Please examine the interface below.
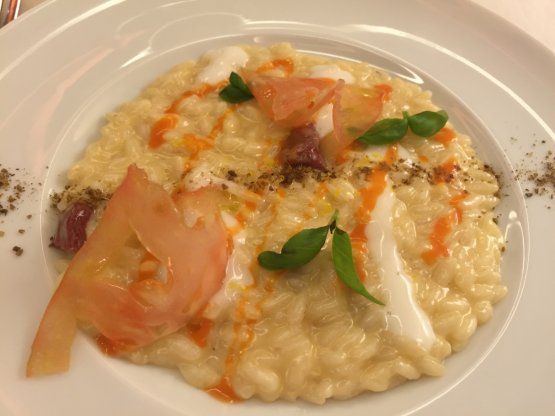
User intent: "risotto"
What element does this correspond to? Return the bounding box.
[27,43,506,404]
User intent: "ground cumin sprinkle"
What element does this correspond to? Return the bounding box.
[0,165,29,215]
[0,163,40,256]
[50,185,109,212]
[515,147,555,203]
[222,165,337,193]
[12,246,24,256]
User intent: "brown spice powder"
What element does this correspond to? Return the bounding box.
[515,148,555,202]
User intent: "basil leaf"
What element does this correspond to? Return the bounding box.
[258,211,338,270]
[229,72,252,94]
[407,110,448,137]
[219,72,254,103]
[332,227,384,305]
[258,225,330,270]
[357,117,408,145]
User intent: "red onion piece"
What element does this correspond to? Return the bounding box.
[279,123,327,171]
[52,202,93,253]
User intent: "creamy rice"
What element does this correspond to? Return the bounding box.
[58,43,506,403]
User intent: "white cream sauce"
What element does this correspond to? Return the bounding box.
[310,65,355,138]
[363,159,435,349]
[203,213,254,319]
[364,144,415,165]
[196,46,249,85]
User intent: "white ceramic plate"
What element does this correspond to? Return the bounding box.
[1,0,554,415]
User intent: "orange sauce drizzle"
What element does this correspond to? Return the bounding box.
[304,183,329,219]
[149,81,230,149]
[207,276,275,403]
[208,108,234,140]
[421,191,468,265]
[433,157,460,184]
[234,199,258,230]
[350,145,397,281]
[206,201,278,403]
[206,295,250,402]
[355,169,388,224]
[433,127,456,146]
[178,134,213,160]
[186,317,215,348]
[421,213,454,265]
[166,81,227,114]
[336,149,350,165]
[206,374,239,403]
[383,143,398,165]
[148,114,177,149]
[418,154,429,163]
[375,83,393,101]
[423,156,465,263]
[255,58,295,76]
[449,191,468,223]
[350,225,370,281]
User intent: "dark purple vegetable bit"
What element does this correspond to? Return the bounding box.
[52,202,93,253]
[279,123,327,171]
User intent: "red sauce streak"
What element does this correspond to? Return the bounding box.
[149,114,177,149]
[433,127,456,146]
[255,58,295,76]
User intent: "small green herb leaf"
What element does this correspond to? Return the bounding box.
[229,72,252,94]
[219,72,254,103]
[257,225,329,270]
[332,227,384,305]
[407,110,449,137]
[357,117,409,145]
[257,211,384,305]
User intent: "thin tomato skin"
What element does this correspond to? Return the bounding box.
[320,83,390,162]
[26,165,229,376]
[244,73,390,164]
[245,72,337,127]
